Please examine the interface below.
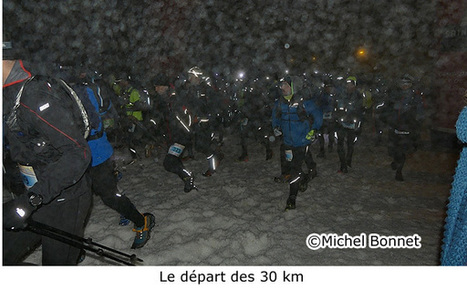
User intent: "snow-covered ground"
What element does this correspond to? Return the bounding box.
[20,124,458,267]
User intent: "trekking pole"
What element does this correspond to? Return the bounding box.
[27,219,143,266]
[134,119,160,143]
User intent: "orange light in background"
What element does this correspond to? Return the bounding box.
[356,47,368,61]
[358,48,366,56]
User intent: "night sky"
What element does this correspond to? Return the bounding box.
[3,0,443,82]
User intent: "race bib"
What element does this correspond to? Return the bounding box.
[395,129,410,135]
[285,150,293,162]
[342,122,356,130]
[168,143,185,157]
[18,164,38,189]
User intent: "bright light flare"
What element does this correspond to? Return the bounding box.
[356,47,368,60]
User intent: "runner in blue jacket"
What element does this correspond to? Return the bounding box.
[272,76,322,210]
[72,71,155,249]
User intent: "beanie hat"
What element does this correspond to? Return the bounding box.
[3,41,16,60]
[281,75,292,86]
[401,74,414,84]
[346,76,357,86]
[153,73,170,86]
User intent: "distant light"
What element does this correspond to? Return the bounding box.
[356,47,368,59]
[284,43,290,49]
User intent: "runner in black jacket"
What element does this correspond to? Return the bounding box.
[3,57,93,265]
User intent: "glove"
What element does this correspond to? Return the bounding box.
[274,127,282,137]
[306,130,316,141]
[3,194,37,230]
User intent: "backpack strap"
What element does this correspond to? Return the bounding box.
[58,79,90,139]
[6,75,90,139]
[6,76,34,132]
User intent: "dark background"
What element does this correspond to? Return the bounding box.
[3,0,445,83]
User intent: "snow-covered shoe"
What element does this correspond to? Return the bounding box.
[202,169,212,177]
[145,144,155,158]
[237,153,249,162]
[299,174,310,192]
[183,174,198,192]
[395,171,404,181]
[310,167,318,179]
[114,170,123,181]
[131,213,155,249]
[298,182,308,192]
[274,174,291,183]
[284,197,296,211]
[265,148,273,160]
[119,215,130,226]
[338,164,348,173]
